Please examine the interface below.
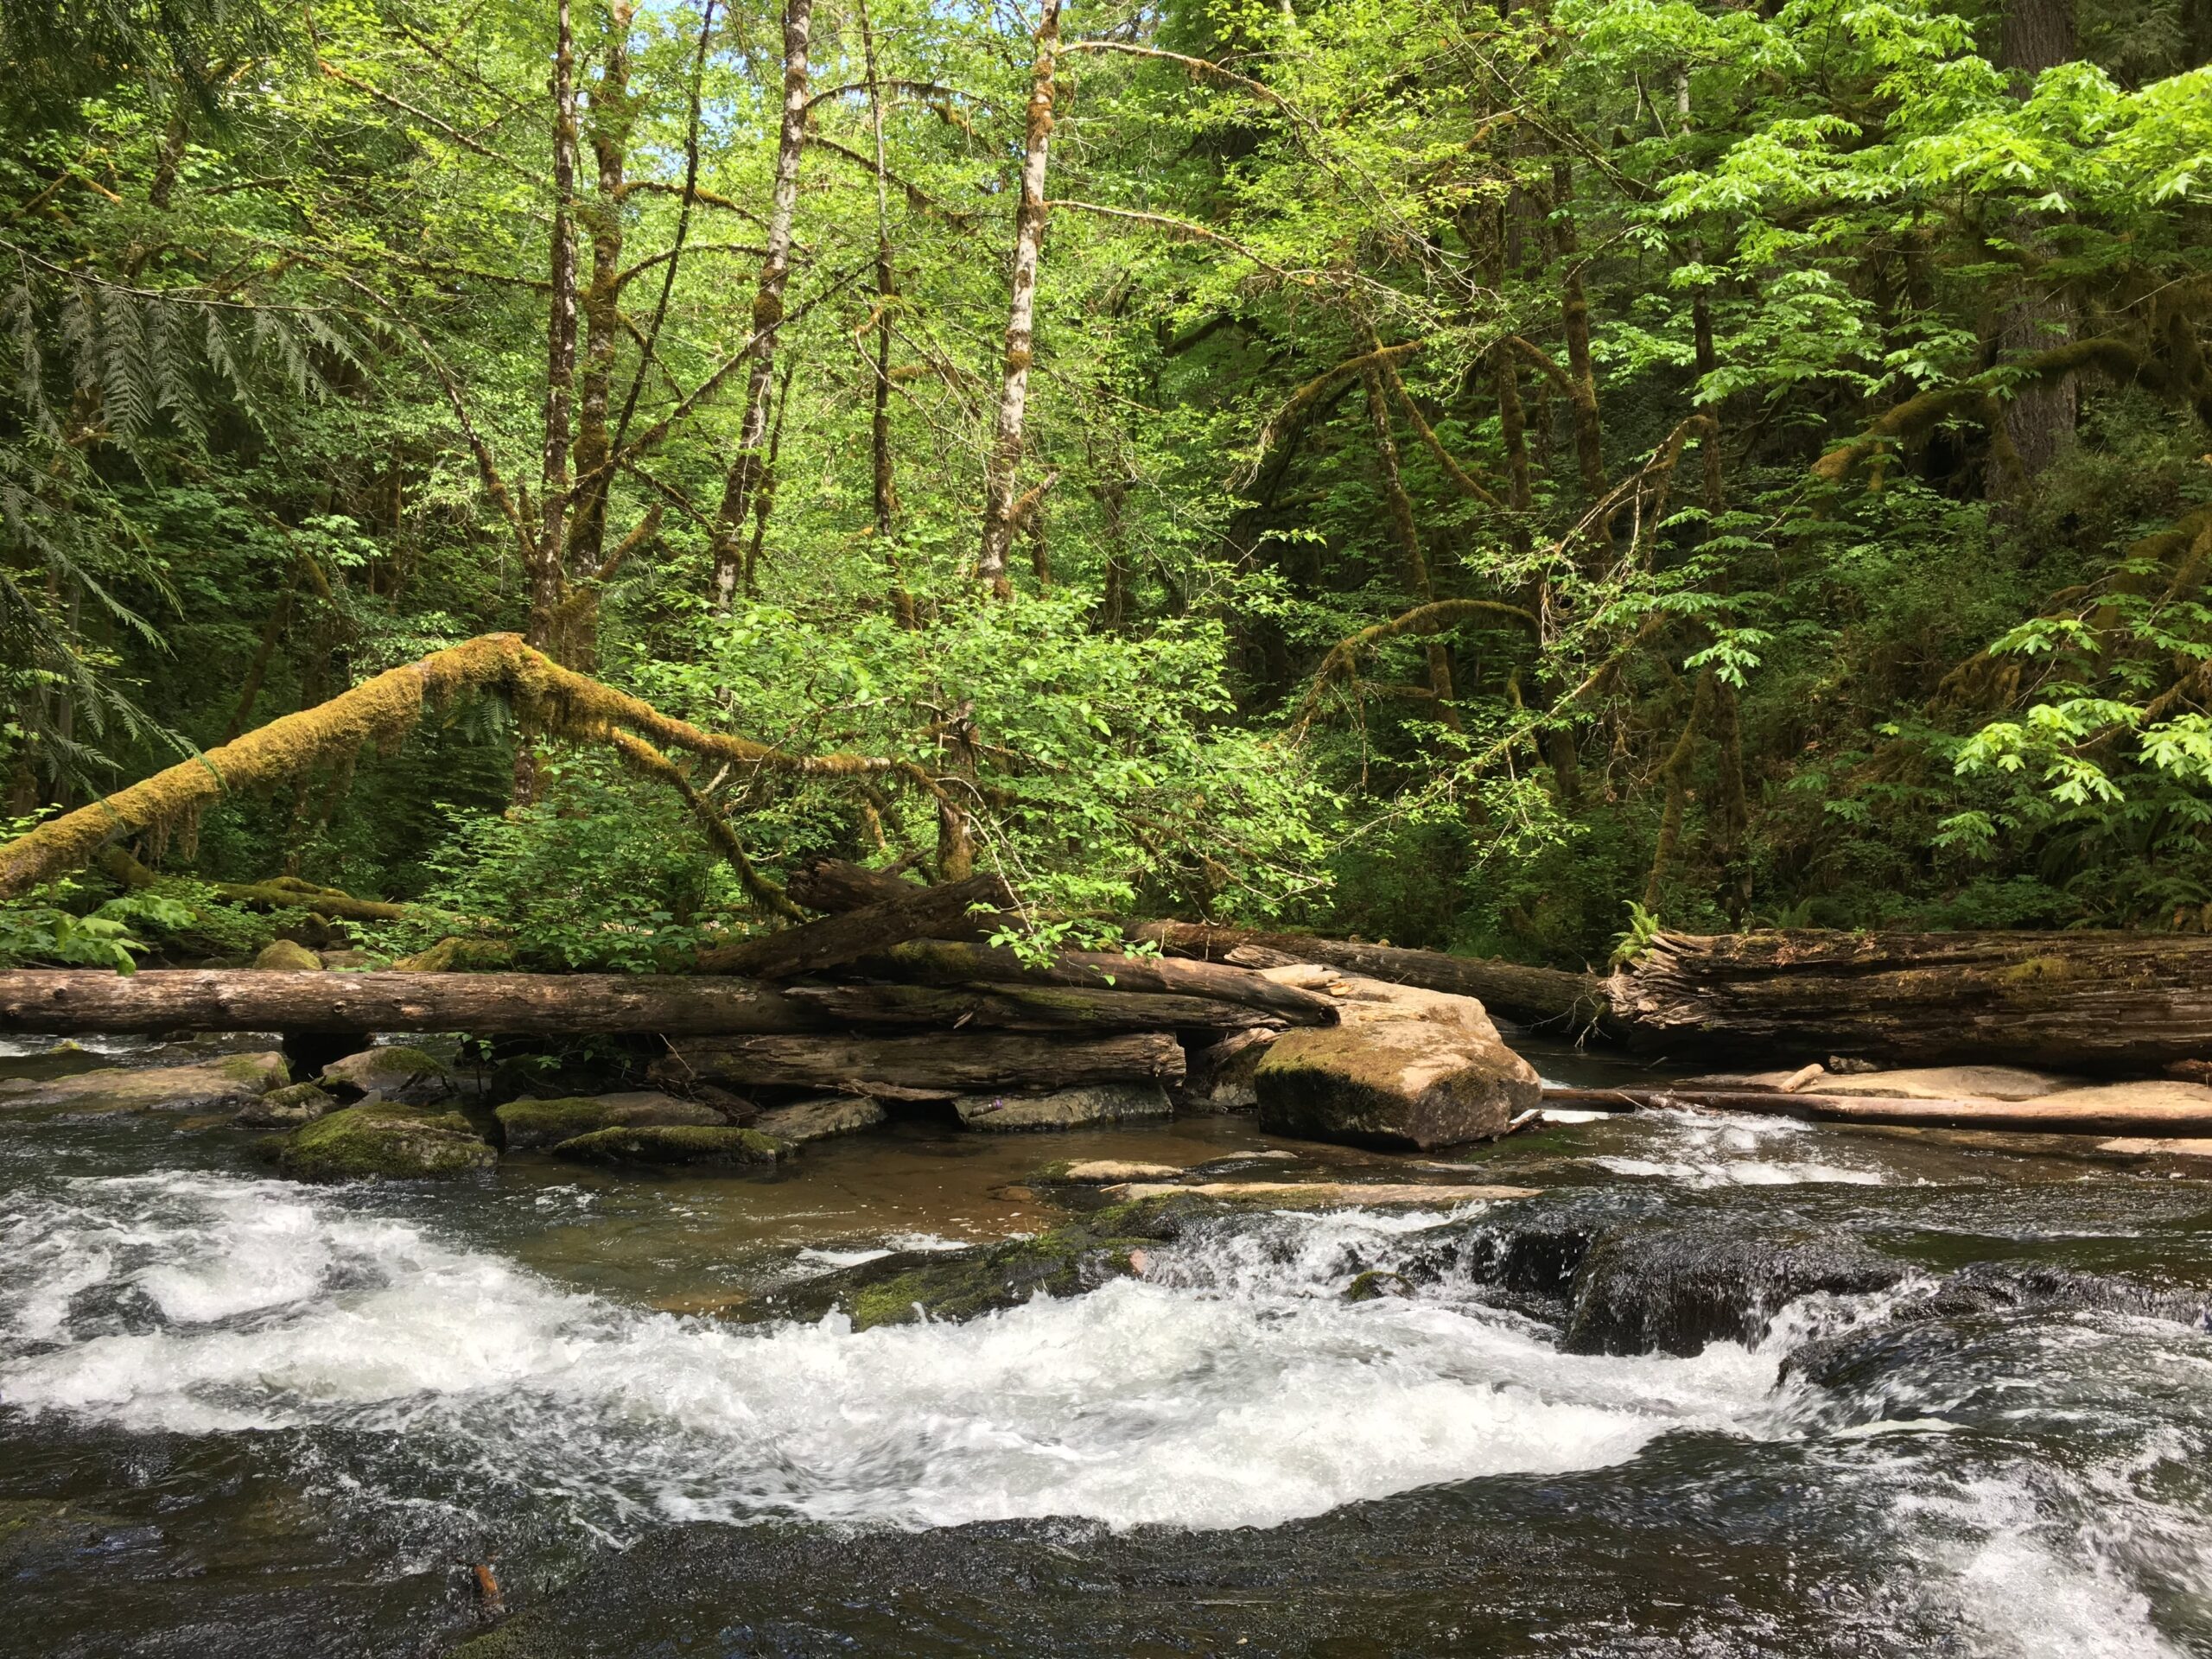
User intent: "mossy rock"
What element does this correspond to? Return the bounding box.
[550,1124,791,1168]
[497,1091,724,1152]
[0,1051,287,1115]
[320,1044,455,1104]
[765,1195,1205,1331]
[236,1081,337,1128]
[251,938,325,972]
[269,1103,496,1182]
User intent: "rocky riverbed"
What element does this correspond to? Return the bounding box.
[4,1027,2212,1656]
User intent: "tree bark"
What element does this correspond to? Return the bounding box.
[784,979,1278,1032]
[976,0,1061,597]
[1131,921,1612,1032]
[869,938,1340,1025]
[1541,1083,2212,1137]
[785,856,924,912]
[711,0,813,612]
[1610,930,2212,1070]
[0,970,816,1037]
[1359,365,1458,720]
[695,873,1013,978]
[652,1027,1184,1093]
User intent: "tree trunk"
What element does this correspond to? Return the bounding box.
[785,856,924,912]
[0,969,816,1037]
[651,1027,1184,1094]
[784,979,1278,1032]
[711,0,813,612]
[975,0,1061,597]
[1131,921,1612,1032]
[695,873,1013,978]
[1541,1083,2212,1138]
[1610,930,2212,1070]
[870,938,1340,1025]
[1359,365,1458,720]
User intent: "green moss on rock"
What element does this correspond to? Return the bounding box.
[270,1103,496,1182]
[497,1091,723,1152]
[237,1081,337,1128]
[550,1124,790,1167]
[251,939,323,971]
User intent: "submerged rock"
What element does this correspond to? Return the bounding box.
[1563,1224,1905,1357]
[0,1051,287,1115]
[320,1044,455,1104]
[269,1102,496,1181]
[1254,974,1540,1150]
[497,1091,724,1152]
[251,938,324,972]
[768,1201,1194,1330]
[236,1080,337,1128]
[753,1095,887,1144]
[550,1124,791,1167]
[1034,1158,1187,1185]
[954,1082,1173,1132]
[1101,1179,1541,1208]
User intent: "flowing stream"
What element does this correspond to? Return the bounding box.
[4,1034,2212,1656]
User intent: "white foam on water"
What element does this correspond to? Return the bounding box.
[1596,1109,1891,1187]
[0,1170,1787,1535]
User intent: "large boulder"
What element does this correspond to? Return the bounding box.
[1254,974,1538,1150]
[251,938,324,972]
[320,1045,455,1104]
[0,1051,288,1115]
[269,1103,496,1181]
[550,1124,791,1167]
[953,1083,1173,1132]
[236,1081,338,1128]
[497,1091,724,1152]
[752,1096,887,1145]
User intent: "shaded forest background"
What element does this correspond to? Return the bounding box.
[2,0,2209,973]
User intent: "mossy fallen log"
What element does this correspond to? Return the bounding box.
[865,938,1338,1026]
[0,969,817,1036]
[1608,929,2212,1070]
[696,873,1012,978]
[651,1028,1186,1094]
[782,979,1278,1031]
[1132,920,1613,1033]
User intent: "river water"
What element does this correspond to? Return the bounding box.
[3,1033,2211,1656]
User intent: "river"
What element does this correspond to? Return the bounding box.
[3,1032,2210,1656]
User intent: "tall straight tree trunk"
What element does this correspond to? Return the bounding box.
[711,0,814,613]
[1358,365,1459,723]
[976,0,1062,599]
[565,0,637,671]
[1987,0,2079,497]
[856,0,915,628]
[1548,161,1607,525]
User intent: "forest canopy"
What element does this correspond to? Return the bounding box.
[1,0,2209,973]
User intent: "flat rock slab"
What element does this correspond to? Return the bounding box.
[954,1083,1173,1132]
[1682,1065,2078,1100]
[1100,1180,1540,1206]
[1036,1159,1187,1185]
[551,1125,791,1167]
[498,1091,724,1152]
[752,1096,888,1144]
[2101,1137,2212,1158]
[0,1052,287,1114]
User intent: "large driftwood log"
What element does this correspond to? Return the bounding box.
[1609,930,2212,1070]
[0,969,817,1036]
[1541,1083,2212,1137]
[1133,920,1612,1033]
[652,1029,1185,1093]
[784,980,1276,1032]
[866,938,1338,1026]
[785,857,926,913]
[696,874,1012,978]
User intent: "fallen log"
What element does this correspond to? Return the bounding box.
[652,1029,1185,1094]
[0,969,817,1037]
[1540,1083,2212,1137]
[783,980,1277,1032]
[785,857,926,913]
[1609,929,2212,1071]
[696,874,1012,979]
[1133,921,1613,1033]
[865,938,1338,1026]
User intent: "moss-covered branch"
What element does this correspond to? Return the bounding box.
[0,632,907,899]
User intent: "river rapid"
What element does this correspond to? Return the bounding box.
[4,1033,2212,1656]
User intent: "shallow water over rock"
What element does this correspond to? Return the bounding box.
[4,1033,2212,1656]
